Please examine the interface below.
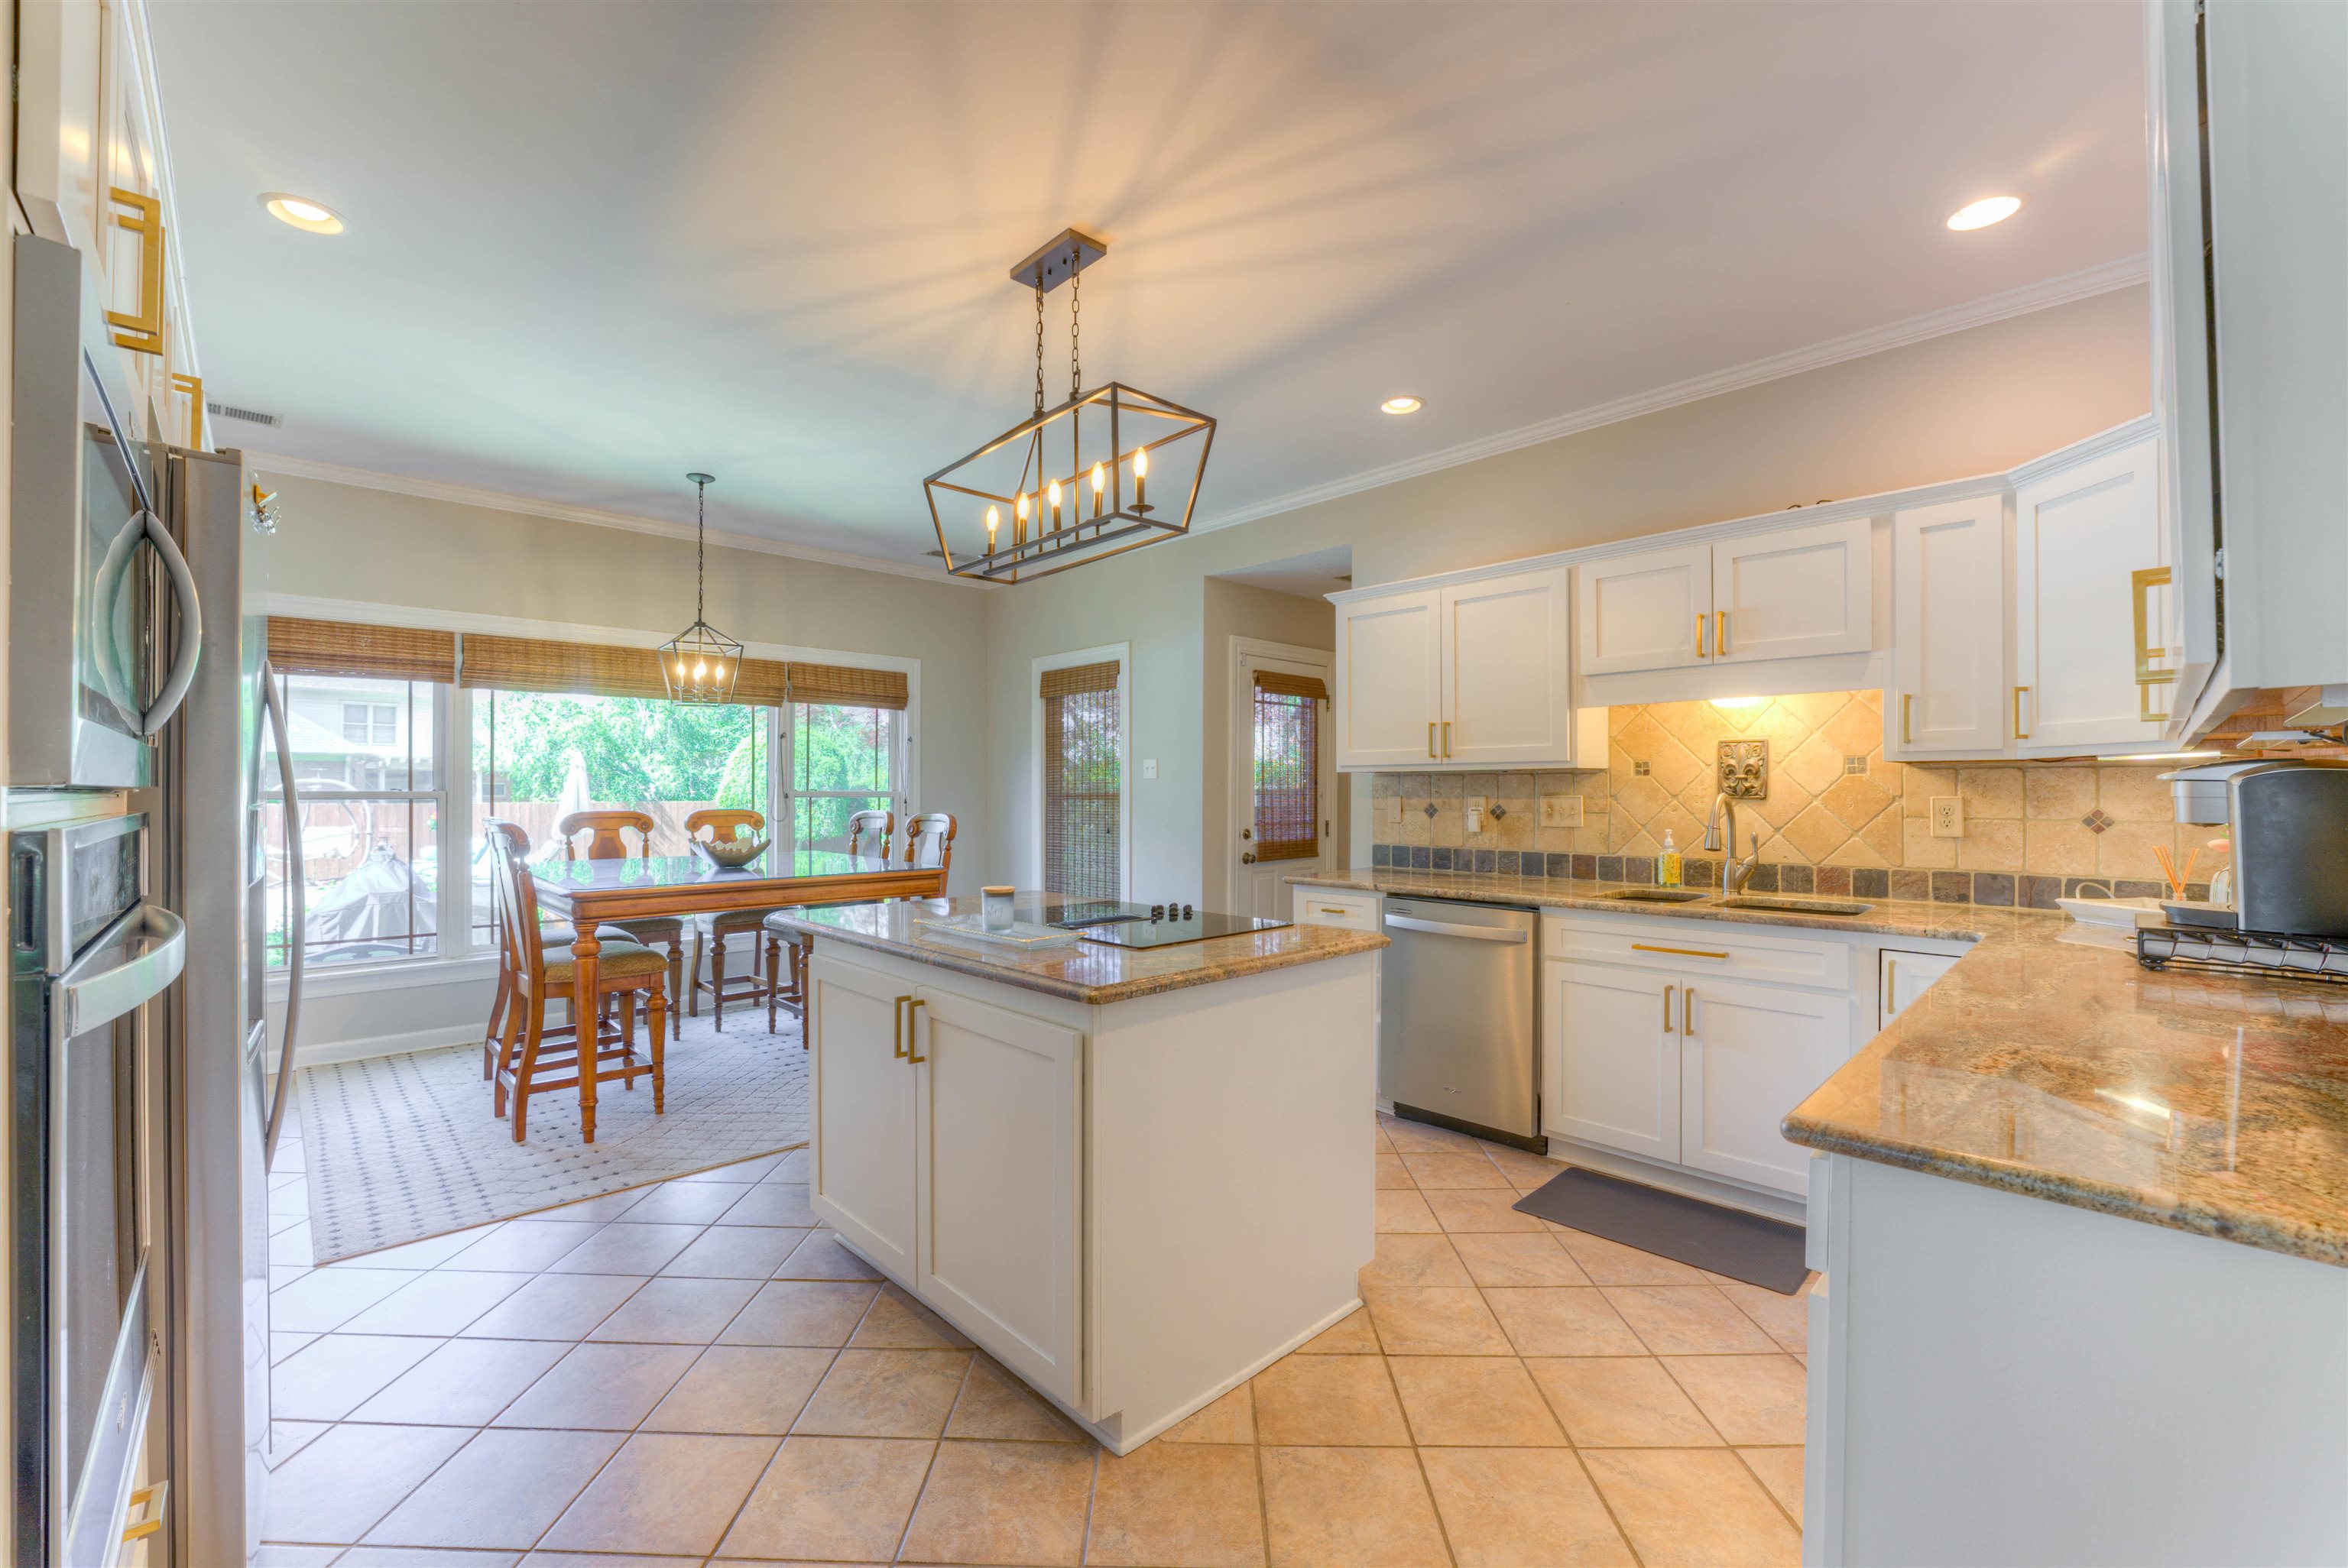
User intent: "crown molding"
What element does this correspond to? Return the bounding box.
[242,452,982,588]
[1197,254,2152,536]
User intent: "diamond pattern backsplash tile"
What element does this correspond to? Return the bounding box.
[1372,691,2226,904]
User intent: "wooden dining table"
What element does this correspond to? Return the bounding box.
[532,847,945,1135]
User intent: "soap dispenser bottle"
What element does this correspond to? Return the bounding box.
[1657,831,1683,887]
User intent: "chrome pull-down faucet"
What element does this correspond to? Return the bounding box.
[1703,792,1763,896]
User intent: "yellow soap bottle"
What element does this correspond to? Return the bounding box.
[1657,831,1683,888]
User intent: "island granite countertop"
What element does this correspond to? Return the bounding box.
[1290,866,2348,1268]
[774,893,1386,1006]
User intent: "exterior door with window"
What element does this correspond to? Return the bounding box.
[1038,659,1124,902]
[1232,648,1332,918]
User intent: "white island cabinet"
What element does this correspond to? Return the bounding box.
[784,896,1385,1455]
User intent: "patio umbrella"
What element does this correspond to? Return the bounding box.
[533,752,593,863]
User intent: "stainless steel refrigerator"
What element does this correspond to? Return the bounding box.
[8,232,294,1566]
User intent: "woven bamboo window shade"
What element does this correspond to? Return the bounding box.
[266,617,458,683]
[459,634,790,705]
[1251,671,1326,861]
[1039,660,1122,899]
[786,662,909,711]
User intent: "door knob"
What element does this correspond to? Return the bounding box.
[1240,852,1257,864]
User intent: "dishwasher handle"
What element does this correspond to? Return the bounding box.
[1383,913,1530,944]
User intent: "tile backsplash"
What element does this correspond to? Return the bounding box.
[1369,692,2223,909]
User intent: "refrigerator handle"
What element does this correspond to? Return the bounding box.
[138,507,203,737]
[261,664,304,1168]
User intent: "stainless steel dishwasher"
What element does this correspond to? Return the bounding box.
[1379,896,1542,1151]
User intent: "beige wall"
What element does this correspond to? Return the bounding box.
[1200,578,1339,900]
[986,285,2154,902]
[255,472,995,891]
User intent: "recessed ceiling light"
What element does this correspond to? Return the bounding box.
[1380,396,1423,415]
[1946,195,2024,232]
[261,193,345,235]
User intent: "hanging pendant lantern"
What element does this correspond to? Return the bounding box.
[925,228,1215,585]
[659,471,744,704]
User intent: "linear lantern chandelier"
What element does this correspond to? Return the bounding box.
[926,228,1215,584]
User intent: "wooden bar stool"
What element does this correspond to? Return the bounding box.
[555,808,686,1040]
[486,820,668,1144]
[686,808,784,1029]
[480,821,638,1080]
[766,808,919,1036]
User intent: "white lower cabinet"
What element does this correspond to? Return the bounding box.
[809,957,920,1278]
[1678,977,1848,1195]
[1545,959,1681,1163]
[1878,948,1960,1029]
[913,986,1083,1405]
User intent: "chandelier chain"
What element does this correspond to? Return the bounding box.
[694,476,707,623]
[1033,274,1046,418]
[1069,248,1082,400]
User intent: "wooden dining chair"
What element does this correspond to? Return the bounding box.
[485,820,668,1144]
[685,807,781,1029]
[556,809,686,1040]
[765,808,904,1035]
[480,821,637,1080]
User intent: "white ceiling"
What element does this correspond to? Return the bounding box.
[151,1,2146,566]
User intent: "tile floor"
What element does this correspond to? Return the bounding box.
[260,1105,1808,1566]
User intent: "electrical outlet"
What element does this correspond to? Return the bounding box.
[1465,799,1486,834]
[1382,795,1403,825]
[1540,795,1584,828]
[1931,796,1964,837]
[1142,759,1157,779]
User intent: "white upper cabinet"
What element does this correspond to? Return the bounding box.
[1890,494,2009,756]
[1578,543,1711,674]
[1577,517,1870,677]
[2015,437,2168,752]
[1335,565,1593,770]
[1711,517,1872,666]
[1334,589,1444,768]
[1442,566,1577,766]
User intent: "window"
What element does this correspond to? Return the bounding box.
[261,672,446,967]
[787,702,903,863]
[1039,658,1124,899]
[470,689,772,945]
[1251,671,1327,860]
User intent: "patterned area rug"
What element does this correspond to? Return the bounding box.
[297,1007,809,1263]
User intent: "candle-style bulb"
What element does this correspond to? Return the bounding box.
[985,504,1000,552]
[1090,463,1104,518]
[693,659,708,680]
[1133,445,1149,508]
[1048,478,1062,530]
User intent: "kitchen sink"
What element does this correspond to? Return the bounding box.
[1714,895,1873,915]
[1596,888,1711,903]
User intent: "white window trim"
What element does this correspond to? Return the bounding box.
[1030,641,1131,901]
[782,703,909,859]
[258,591,923,993]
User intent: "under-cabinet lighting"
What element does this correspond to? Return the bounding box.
[1711,697,1765,711]
[1947,195,2024,231]
[261,193,345,234]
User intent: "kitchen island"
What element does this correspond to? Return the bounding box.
[771,894,1386,1455]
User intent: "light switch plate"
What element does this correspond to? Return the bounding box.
[1541,795,1584,828]
[1142,759,1157,779]
[1931,796,1963,837]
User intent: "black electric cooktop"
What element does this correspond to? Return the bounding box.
[1047,899,1291,949]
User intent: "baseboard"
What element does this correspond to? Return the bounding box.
[282,1023,478,1077]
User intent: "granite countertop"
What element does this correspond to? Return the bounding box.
[1292,866,2348,1268]
[775,894,1387,1006]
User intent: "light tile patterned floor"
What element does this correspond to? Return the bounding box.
[261,1106,1808,1566]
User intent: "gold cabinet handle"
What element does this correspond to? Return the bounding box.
[1441,720,1451,758]
[905,996,928,1064]
[1428,721,1437,760]
[1695,612,1707,659]
[170,372,203,446]
[2132,566,2178,684]
[1663,982,1676,1032]
[105,187,167,354]
[1900,692,1914,746]
[1684,986,1697,1035]
[122,1479,168,1544]
[1318,905,1349,917]
[2013,685,2030,741]
[892,994,912,1059]
[1633,942,1729,961]
[1716,610,1729,657]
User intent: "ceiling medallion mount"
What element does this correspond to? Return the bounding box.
[925,226,1215,585]
[659,471,744,704]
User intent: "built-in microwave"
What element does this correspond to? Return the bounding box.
[8,813,182,1566]
[8,235,203,789]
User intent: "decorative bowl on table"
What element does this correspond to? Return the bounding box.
[693,834,771,870]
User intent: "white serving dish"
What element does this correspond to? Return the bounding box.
[2056,896,2168,930]
[910,914,1082,952]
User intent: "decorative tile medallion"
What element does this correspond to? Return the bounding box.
[1717,739,1769,800]
[2082,808,2114,834]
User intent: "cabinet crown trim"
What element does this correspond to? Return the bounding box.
[1328,413,2158,606]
